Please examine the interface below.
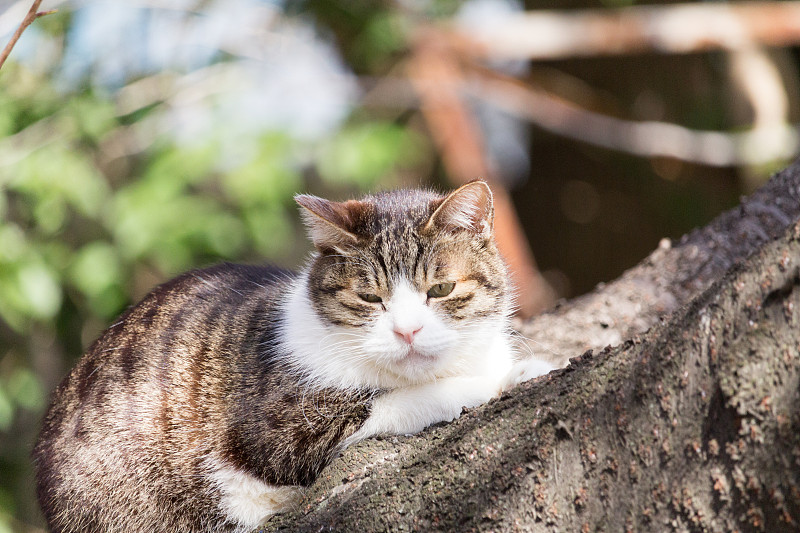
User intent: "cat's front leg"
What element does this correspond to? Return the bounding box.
[343,374,502,448]
[503,357,555,389]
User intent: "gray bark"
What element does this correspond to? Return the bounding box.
[262,163,800,532]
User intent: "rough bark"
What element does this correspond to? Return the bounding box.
[261,163,800,533]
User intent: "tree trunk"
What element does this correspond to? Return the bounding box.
[262,164,800,533]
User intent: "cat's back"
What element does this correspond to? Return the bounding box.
[34,263,293,532]
[41,262,292,424]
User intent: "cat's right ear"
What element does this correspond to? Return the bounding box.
[423,180,494,237]
[295,195,361,253]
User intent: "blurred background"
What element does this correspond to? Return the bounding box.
[1,0,799,529]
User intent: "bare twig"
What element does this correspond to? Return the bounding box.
[407,30,556,317]
[727,46,792,186]
[464,66,799,167]
[449,1,800,61]
[0,0,57,71]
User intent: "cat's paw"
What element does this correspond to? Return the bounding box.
[504,358,554,389]
[453,375,505,409]
[355,374,505,440]
[426,380,494,426]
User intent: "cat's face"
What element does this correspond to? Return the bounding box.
[294,182,510,387]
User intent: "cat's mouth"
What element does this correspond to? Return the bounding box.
[401,348,437,366]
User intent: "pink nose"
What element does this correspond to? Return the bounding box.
[394,326,422,345]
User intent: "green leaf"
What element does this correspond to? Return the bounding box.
[0,516,12,533]
[32,194,67,235]
[352,13,409,71]
[70,241,122,298]
[17,262,62,320]
[68,95,118,141]
[0,386,12,431]
[10,143,110,222]
[0,225,27,263]
[223,134,300,207]
[144,144,218,187]
[317,122,425,187]
[204,213,246,258]
[0,93,15,137]
[7,367,44,411]
[244,206,292,257]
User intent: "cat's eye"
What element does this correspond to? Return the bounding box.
[427,282,455,298]
[358,293,382,304]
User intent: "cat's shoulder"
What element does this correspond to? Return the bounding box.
[147,262,296,299]
[180,262,294,286]
[104,263,296,335]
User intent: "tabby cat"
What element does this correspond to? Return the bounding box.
[33,180,552,532]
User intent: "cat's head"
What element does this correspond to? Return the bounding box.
[292,181,511,388]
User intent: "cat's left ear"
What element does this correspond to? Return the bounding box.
[423,180,494,237]
[295,194,364,253]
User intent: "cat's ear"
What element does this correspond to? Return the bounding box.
[295,194,362,252]
[423,180,494,236]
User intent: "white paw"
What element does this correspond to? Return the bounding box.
[505,358,554,388]
[207,459,304,529]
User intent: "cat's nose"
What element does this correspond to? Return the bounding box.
[393,325,422,345]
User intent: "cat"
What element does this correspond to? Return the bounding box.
[33,180,553,532]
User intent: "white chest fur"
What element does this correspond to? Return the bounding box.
[279,275,553,445]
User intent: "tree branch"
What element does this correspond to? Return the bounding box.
[448,1,800,61]
[0,0,56,72]
[465,65,799,167]
[406,29,556,317]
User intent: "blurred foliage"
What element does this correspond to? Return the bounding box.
[0,4,429,528]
